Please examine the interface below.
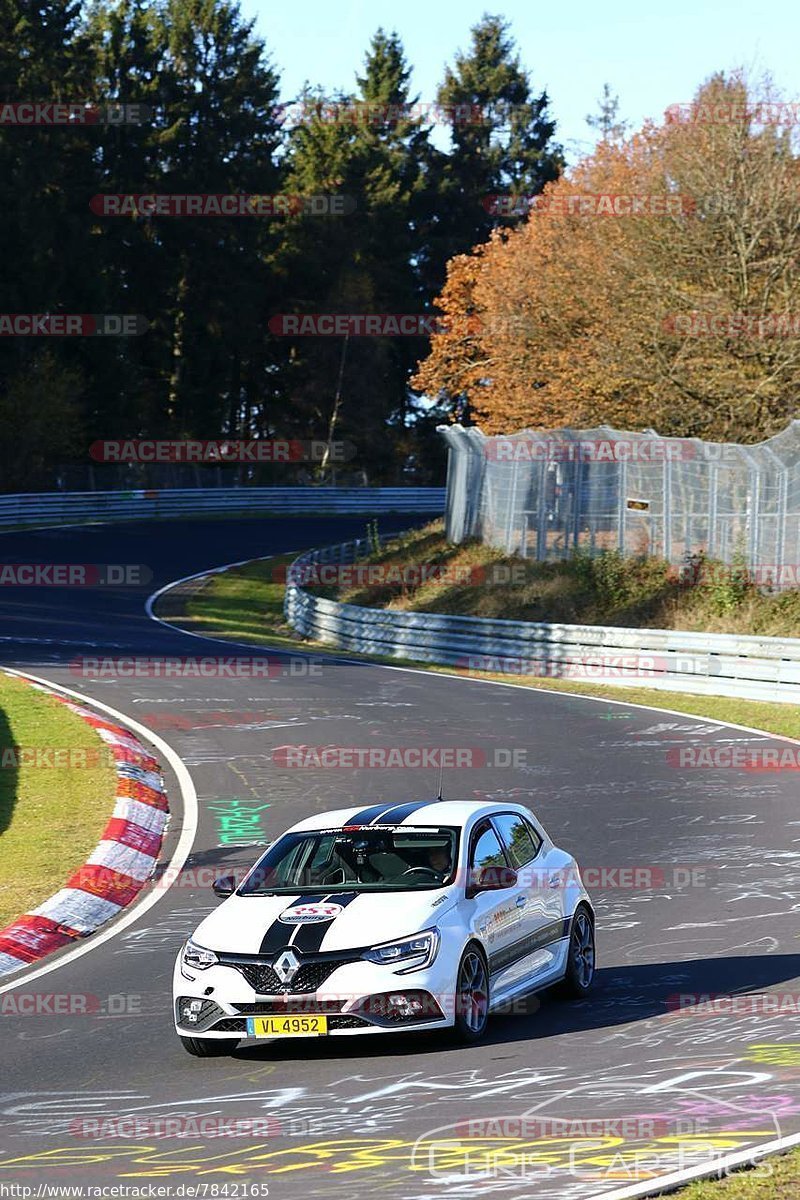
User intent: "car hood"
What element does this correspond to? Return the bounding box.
[191,889,456,956]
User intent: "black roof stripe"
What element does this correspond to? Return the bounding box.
[345,802,396,826]
[368,798,437,824]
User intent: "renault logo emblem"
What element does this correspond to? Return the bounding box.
[273,949,300,984]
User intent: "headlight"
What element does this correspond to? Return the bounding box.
[181,939,219,972]
[362,928,440,973]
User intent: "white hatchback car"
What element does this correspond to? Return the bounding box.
[173,798,595,1054]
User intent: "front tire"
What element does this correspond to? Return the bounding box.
[451,944,490,1042]
[559,906,596,997]
[179,1035,239,1057]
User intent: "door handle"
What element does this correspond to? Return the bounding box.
[548,875,560,888]
[515,895,527,908]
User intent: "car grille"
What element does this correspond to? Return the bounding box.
[233,999,346,1014]
[227,957,356,995]
[211,1018,247,1033]
[328,1015,369,1029]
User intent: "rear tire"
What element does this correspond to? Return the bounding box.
[451,944,490,1043]
[558,906,595,998]
[179,1035,239,1057]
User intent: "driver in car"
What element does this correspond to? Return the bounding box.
[426,844,452,881]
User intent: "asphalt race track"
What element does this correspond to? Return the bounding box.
[1,516,800,1200]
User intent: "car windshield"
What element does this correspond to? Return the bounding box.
[238,825,460,894]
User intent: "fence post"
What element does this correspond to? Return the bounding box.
[663,455,673,561]
[504,459,520,555]
[617,460,628,552]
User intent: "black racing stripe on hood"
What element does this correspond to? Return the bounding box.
[257,894,323,955]
[290,891,359,953]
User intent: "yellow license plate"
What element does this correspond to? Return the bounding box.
[247,1014,328,1038]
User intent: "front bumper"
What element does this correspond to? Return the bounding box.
[172,951,457,1039]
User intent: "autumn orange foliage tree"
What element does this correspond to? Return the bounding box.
[413,73,800,441]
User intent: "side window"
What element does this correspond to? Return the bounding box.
[469,822,508,873]
[308,834,337,871]
[493,813,542,868]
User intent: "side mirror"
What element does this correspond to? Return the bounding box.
[466,865,518,898]
[212,874,236,897]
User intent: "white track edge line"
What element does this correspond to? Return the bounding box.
[590,1129,800,1199]
[147,556,800,747]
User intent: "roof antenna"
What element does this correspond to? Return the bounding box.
[436,758,445,802]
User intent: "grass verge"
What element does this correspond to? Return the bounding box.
[306,519,800,636]
[0,673,117,928]
[680,1152,800,1198]
[170,553,800,742]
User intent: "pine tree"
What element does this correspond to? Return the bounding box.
[277,31,433,481]
[586,83,627,141]
[424,14,563,293]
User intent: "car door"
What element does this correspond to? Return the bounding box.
[491,810,566,987]
[466,818,527,991]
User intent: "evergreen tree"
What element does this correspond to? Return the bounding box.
[586,82,627,141]
[425,14,563,293]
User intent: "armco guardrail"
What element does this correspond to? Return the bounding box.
[284,539,800,705]
[0,487,445,529]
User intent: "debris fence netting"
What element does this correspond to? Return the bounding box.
[438,421,800,588]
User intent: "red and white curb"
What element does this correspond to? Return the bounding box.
[0,680,169,976]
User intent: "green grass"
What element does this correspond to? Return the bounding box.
[0,673,117,927]
[168,552,302,650]
[679,1151,800,1198]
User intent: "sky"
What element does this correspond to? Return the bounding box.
[239,0,800,162]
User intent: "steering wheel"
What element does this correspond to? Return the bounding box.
[401,866,442,879]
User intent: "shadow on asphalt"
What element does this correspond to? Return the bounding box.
[229,953,800,1062]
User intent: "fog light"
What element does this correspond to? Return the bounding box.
[388,993,424,1018]
[182,999,204,1024]
[358,990,444,1024]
